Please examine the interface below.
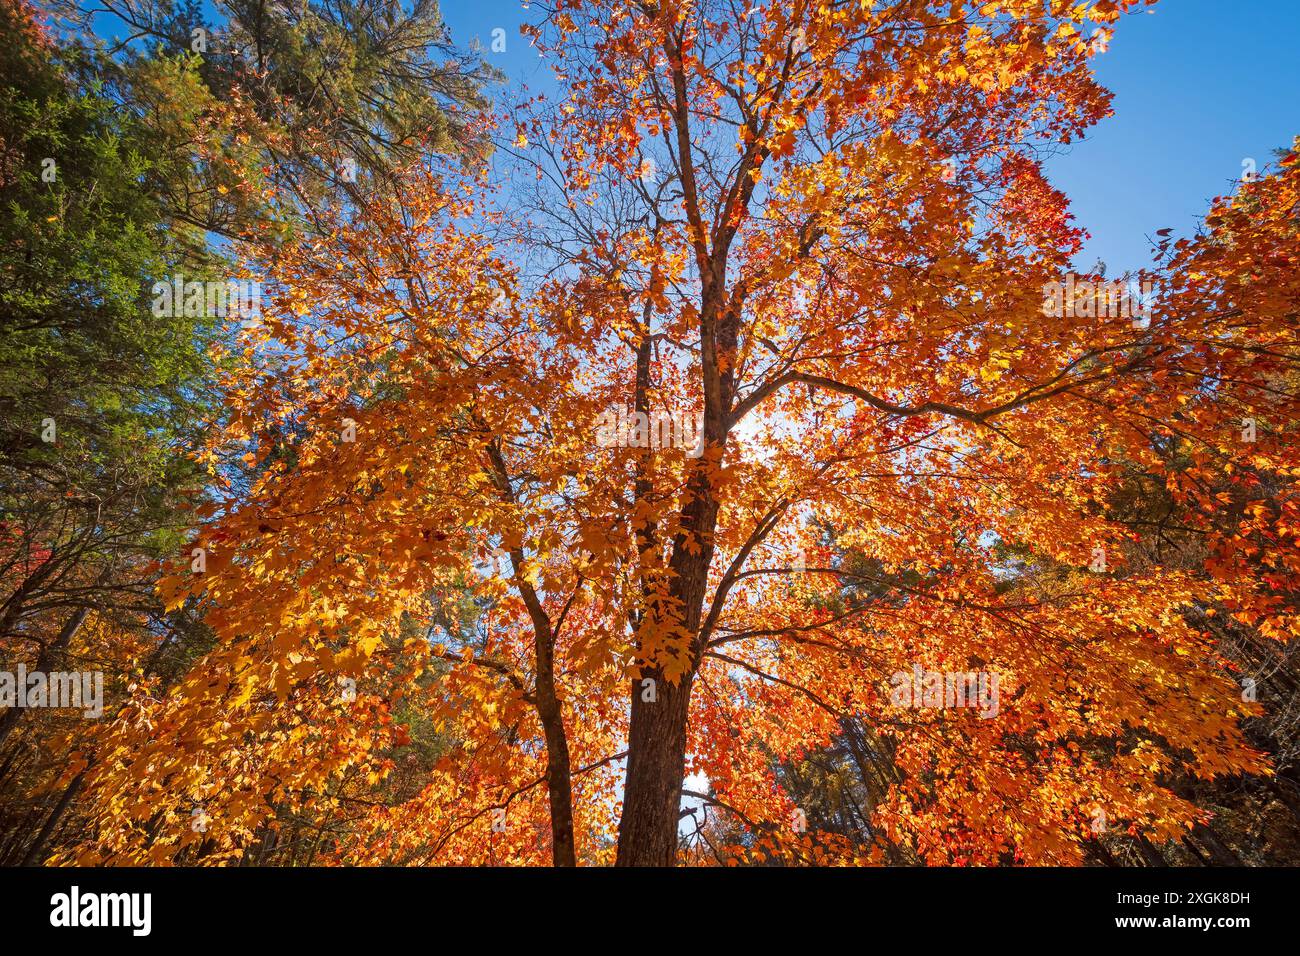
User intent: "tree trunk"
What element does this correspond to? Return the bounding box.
[485,440,577,866]
[0,605,91,753]
[1085,838,1120,867]
[1190,823,1244,866]
[1135,833,1167,866]
[21,768,85,866]
[616,671,694,865]
[535,651,577,867]
[616,467,719,865]
[614,272,729,864]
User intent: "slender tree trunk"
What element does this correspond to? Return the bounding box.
[1086,838,1120,867]
[535,633,576,867]
[0,741,26,787]
[1135,833,1167,866]
[1182,836,1211,865]
[485,439,577,865]
[21,769,85,866]
[0,605,91,754]
[1190,823,1244,866]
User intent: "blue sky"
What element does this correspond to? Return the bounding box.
[1044,0,1300,273]
[442,0,1300,275]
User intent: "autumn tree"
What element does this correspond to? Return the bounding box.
[1,0,497,865]
[515,0,1296,865]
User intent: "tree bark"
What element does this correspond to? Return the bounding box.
[535,627,577,867]
[616,671,694,865]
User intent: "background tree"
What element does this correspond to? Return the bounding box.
[0,0,496,864]
[61,0,499,239]
[0,0,221,861]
